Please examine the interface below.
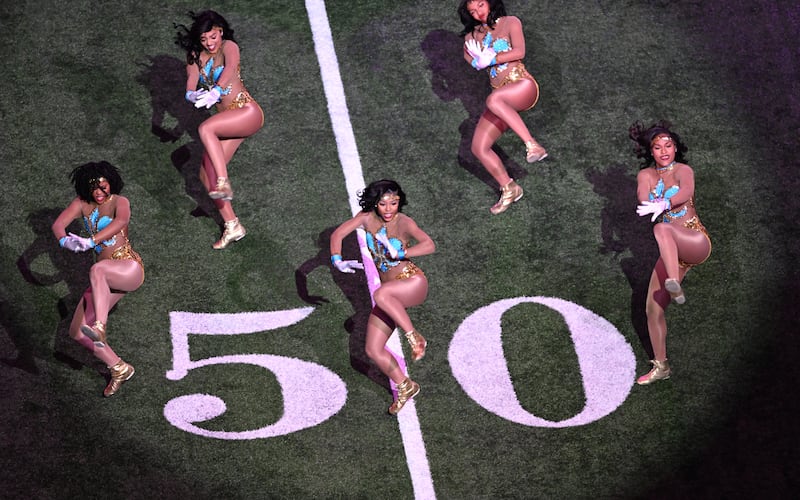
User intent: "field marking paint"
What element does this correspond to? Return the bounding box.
[449,297,635,426]
[305,1,436,498]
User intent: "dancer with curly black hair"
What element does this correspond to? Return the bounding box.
[458,0,548,214]
[175,10,264,249]
[329,180,435,414]
[51,161,144,396]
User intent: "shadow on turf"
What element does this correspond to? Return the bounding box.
[4,208,100,374]
[295,228,391,391]
[586,163,660,359]
[421,29,529,193]
[135,54,223,227]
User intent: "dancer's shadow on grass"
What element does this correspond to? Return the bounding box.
[5,208,94,373]
[136,54,222,226]
[421,29,528,191]
[587,164,660,358]
[295,227,390,391]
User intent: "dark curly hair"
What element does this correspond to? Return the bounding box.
[69,161,124,202]
[629,120,689,169]
[358,179,408,214]
[174,10,237,65]
[458,0,507,37]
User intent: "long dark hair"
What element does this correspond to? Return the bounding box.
[69,161,124,202]
[629,120,689,169]
[458,0,507,37]
[358,179,408,214]
[174,10,237,65]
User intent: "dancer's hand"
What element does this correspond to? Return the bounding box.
[333,259,364,274]
[195,86,221,109]
[60,233,93,252]
[375,232,403,260]
[465,39,483,59]
[185,89,206,103]
[472,47,497,70]
[636,200,669,222]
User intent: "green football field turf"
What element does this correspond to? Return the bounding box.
[1,1,798,498]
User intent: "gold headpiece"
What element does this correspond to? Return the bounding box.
[89,176,108,186]
[650,133,672,145]
[381,192,400,202]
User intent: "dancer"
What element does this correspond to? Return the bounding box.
[175,10,264,249]
[630,121,711,385]
[51,161,144,397]
[330,180,435,414]
[458,0,548,214]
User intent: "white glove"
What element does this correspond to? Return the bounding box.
[473,47,497,70]
[375,231,399,259]
[334,259,364,274]
[185,89,206,103]
[195,87,221,109]
[61,233,93,252]
[636,200,669,222]
[465,39,496,70]
[465,39,483,59]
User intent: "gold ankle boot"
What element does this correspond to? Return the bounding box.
[664,278,685,304]
[209,177,234,200]
[388,377,420,415]
[80,321,107,348]
[404,330,427,362]
[525,140,548,163]
[490,180,524,215]
[104,359,135,397]
[637,359,671,385]
[213,218,246,249]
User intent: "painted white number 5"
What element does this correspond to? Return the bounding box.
[164,308,347,440]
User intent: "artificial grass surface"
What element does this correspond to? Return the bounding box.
[2,0,798,498]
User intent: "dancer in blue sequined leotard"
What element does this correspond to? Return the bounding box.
[52,161,144,397]
[175,10,264,249]
[329,180,436,415]
[458,0,548,214]
[630,121,712,385]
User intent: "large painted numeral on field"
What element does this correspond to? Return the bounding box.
[164,308,348,439]
[448,297,635,427]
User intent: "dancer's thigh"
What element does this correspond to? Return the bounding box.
[92,260,143,293]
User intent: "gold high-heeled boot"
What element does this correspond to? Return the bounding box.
[212,218,246,249]
[104,359,135,397]
[388,377,420,415]
[404,330,427,362]
[80,321,107,348]
[525,139,548,163]
[664,278,686,305]
[636,359,671,385]
[208,177,234,201]
[490,180,524,215]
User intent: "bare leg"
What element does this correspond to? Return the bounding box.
[484,79,538,144]
[199,141,244,222]
[471,111,511,187]
[653,223,711,280]
[371,275,428,334]
[88,260,143,326]
[197,103,263,180]
[364,315,406,384]
[70,292,125,366]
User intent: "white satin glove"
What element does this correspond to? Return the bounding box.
[465,39,496,70]
[375,232,399,259]
[464,39,483,59]
[195,87,221,109]
[61,233,94,252]
[334,259,364,274]
[636,200,670,222]
[185,89,206,103]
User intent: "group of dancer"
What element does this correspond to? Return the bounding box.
[49,1,710,413]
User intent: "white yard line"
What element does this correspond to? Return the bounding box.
[305,1,436,498]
